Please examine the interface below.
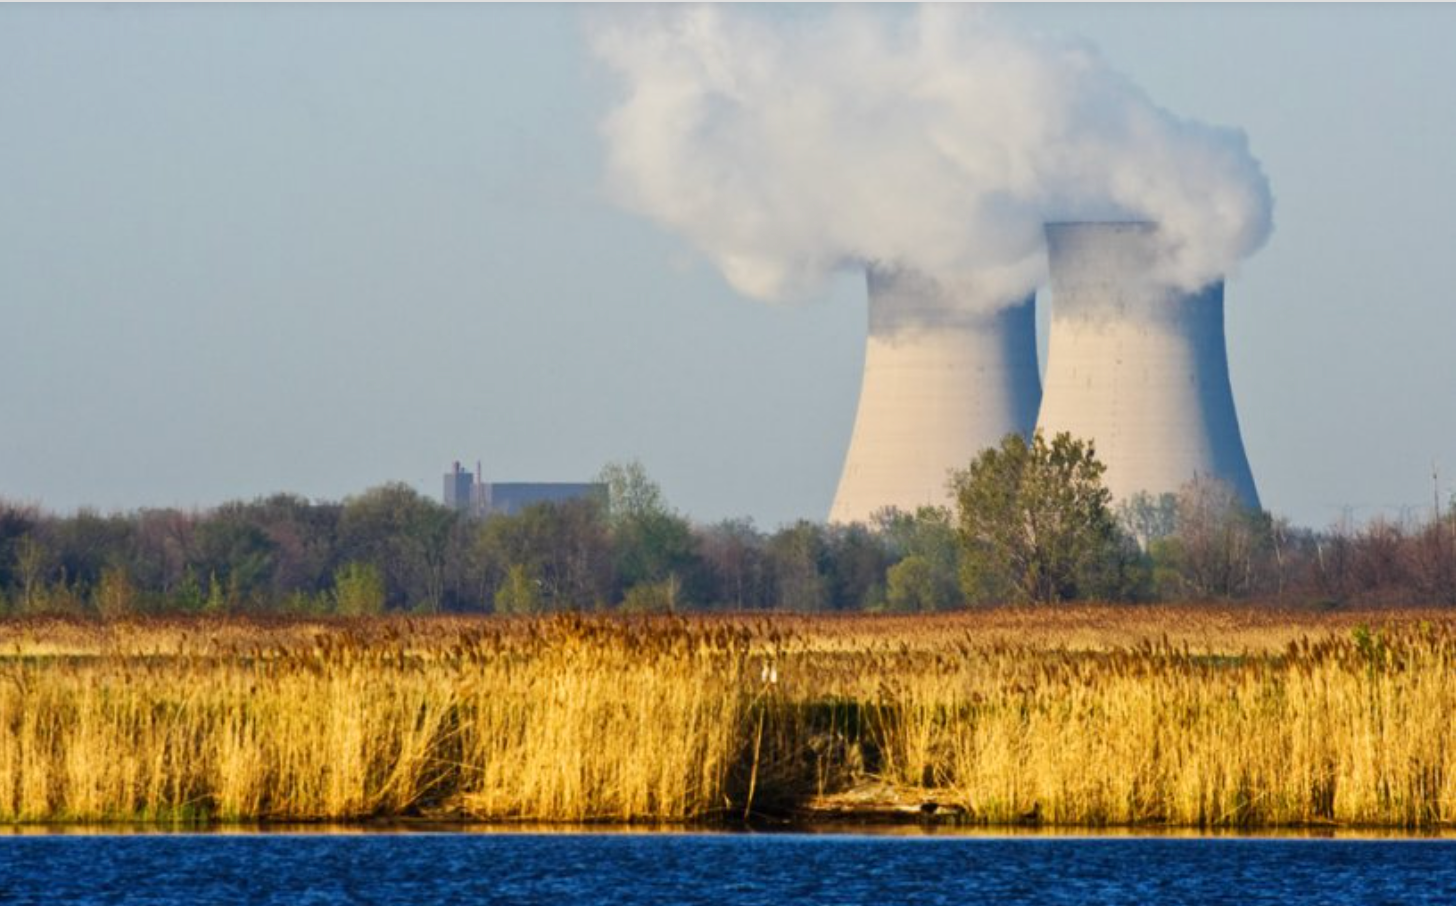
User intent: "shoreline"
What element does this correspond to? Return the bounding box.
[4,815,1455,838]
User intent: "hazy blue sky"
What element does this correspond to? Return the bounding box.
[3,4,1454,531]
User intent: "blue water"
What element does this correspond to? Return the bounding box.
[2,831,1454,905]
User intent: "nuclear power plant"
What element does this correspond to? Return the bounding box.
[1036,222,1260,508]
[829,222,1260,523]
[443,461,607,519]
[828,267,1042,525]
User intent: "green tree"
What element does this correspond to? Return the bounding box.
[15,533,54,613]
[599,460,664,524]
[494,563,543,614]
[823,523,890,610]
[0,501,40,597]
[51,509,134,594]
[194,506,276,605]
[203,571,229,614]
[338,484,455,611]
[597,460,700,605]
[876,506,961,612]
[477,499,613,610]
[173,566,206,612]
[884,556,939,612]
[332,562,386,616]
[621,575,681,613]
[767,521,828,612]
[94,566,137,620]
[951,431,1124,604]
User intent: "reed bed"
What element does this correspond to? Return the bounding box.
[1,608,1453,827]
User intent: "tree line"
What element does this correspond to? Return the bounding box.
[1,442,1452,618]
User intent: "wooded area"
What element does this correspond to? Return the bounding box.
[1,445,1452,617]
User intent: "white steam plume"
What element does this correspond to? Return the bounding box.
[592,5,1273,309]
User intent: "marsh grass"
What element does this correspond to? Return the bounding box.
[1,607,1453,827]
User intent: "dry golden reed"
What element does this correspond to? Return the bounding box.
[0,607,1453,828]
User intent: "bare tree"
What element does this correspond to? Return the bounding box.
[1162,476,1273,599]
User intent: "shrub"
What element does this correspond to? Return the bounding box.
[333,562,386,616]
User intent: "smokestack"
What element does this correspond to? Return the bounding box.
[1037,222,1260,508]
[829,266,1042,524]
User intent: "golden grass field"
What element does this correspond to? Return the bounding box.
[1,605,1453,828]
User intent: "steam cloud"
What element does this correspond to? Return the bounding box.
[593,5,1273,310]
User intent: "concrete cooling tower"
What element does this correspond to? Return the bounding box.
[829,267,1042,524]
[1036,221,1260,508]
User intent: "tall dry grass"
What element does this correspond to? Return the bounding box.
[1,608,1454,827]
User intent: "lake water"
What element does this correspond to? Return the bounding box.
[2,829,1454,905]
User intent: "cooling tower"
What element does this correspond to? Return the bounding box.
[1037,222,1260,508]
[829,267,1042,524]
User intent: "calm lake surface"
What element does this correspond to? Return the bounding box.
[2,829,1455,905]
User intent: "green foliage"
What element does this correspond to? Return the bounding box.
[478,500,613,610]
[279,590,332,616]
[613,510,697,591]
[0,501,39,593]
[697,518,770,609]
[597,460,701,605]
[884,556,937,612]
[51,510,133,591]
[621,575,681,613]
[195,508,275,602]
[598,460,665,526]
[0,465,1446,616]
[203,572,228,614]
[1351,623,1388,668]
[14,533,54,613]
[333,562,386,617]
[94,566,137,621]
[767,521,828,612]
[951,431,1124,604]
[823,523,890,610]
[494,563,543,615]
[28,573,86,617]
[876,506,961,611]
[1145,537,1186,598]
[339,484,455,611]
[174,568,206,613]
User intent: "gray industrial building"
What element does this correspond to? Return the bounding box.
[442,461,606,518]
[443,462,475,512]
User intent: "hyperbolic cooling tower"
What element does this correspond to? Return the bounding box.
[1036,222,1260,508]
[829,267,1042,524]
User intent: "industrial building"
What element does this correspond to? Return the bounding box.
[829,221,1261,524]
[829,266,1042,525]
[443,462,475,512]
[1036,222,1260,508]
[442,461,607,518]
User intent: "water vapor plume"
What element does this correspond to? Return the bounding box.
[593,5,1273,312]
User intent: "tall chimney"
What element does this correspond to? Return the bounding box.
[829,266,1042,524]
[1037,221,1260,508]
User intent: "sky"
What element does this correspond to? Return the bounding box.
[2,4,1455,532]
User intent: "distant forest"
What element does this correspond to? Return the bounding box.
[1,449,1453,618]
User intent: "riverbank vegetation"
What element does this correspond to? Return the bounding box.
[2,607,1454,828]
